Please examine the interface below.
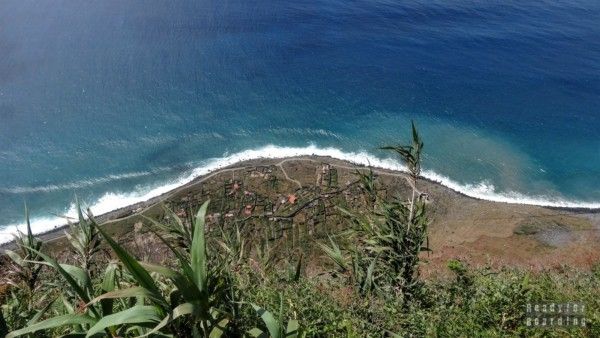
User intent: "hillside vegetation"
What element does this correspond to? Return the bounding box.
[1,124,598,337]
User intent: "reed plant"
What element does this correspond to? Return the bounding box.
[4,200,298,337]
[3,205,44,293]
[320,121,430,302]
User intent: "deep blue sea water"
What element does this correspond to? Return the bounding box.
[1,1,599,240]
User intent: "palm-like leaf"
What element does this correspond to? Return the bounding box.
[316,236,348,272]
[191,200,210,293]
[249,296,301,338]
[6,314,96,338]
[24,248,98,316]
[92,200,231,336]
[379,120,423,180]
[144,200,235,334]
[63,199,101,271]
[85,305,161,337]
[7,199,296,337]
[142,204,193,251]
[94,224,168,310]
[3,205,44,291]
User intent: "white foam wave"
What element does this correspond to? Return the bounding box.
[0,165,188,194]
[268,128,345,140]
[2,144,599,244]
[0,172,154,194]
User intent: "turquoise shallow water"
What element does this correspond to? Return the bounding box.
[1,1,599,240]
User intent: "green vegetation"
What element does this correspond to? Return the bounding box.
[2,200,290,337]
[1,123,598,337]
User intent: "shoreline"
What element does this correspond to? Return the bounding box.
[2,154,599,250]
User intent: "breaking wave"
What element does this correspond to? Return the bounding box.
[1,144,599,244]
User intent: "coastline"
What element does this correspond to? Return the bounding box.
[4,144,600,246]
[2,154,599,252]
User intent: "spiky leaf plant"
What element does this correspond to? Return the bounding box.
[1,205,47,332]
[3,205,43,292]
[247,293,303,338]
[143,204,194,251]
[355,167,377,208]
[380,120,424,220]
[64,198,102,272]
[6,206,161,337]
[379,120,423,182]
[316,235,348,273]
[89,200,232,337]
[6,199,300,337]
[321,122,431,303]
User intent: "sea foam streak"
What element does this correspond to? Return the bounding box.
[1,144,599,244]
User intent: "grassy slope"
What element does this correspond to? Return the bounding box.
[1,157,599,336]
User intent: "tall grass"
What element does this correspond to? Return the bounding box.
[320,121,430,302]
[3,205,43,293]
[3,200,301,337]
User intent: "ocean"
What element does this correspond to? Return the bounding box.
[1,0,599,242]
